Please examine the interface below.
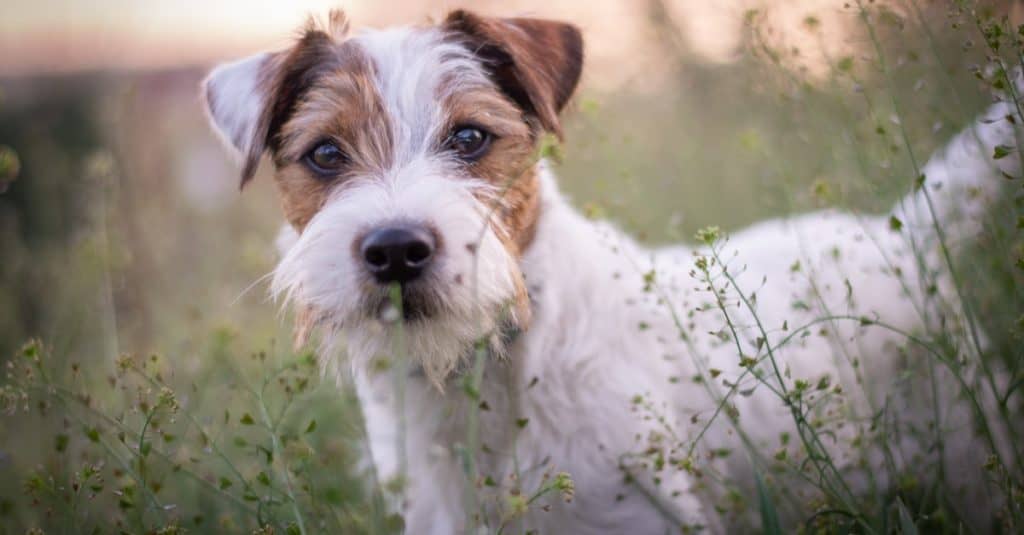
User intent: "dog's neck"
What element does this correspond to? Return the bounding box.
[431,163,610,380]
[518,163,638,311]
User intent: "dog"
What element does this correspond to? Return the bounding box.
[202,9,1020,533]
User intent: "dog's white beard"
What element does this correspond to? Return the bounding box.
[322,311,511,389]
[271,166,524,388]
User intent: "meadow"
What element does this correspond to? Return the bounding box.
[0,1,1022,533]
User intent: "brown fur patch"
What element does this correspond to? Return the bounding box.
[230,29,344,186]
[441,82,542,252]
[440,10,584,254]
[269,39,392,231]
[292,305,319,350]
[443,10,584,138]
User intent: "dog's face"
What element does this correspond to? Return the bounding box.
[202,10,582,385]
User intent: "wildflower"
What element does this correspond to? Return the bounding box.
[694,226,722,245]
[552,472,575,502]
[157,387,179,413]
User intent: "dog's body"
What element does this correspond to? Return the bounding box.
[203,10,1019,533]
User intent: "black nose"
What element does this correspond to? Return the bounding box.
[360,224,436,284]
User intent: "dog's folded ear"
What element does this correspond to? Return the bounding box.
[202,10,350,188]
[201,52,280,188]
[444,10,584,138]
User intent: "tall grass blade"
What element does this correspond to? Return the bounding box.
[755,470,783,535]
[896,497,919,535]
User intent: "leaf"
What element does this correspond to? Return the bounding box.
[218,477,233,490]
[888,215,903,232]
[538,134,564,163]
[258,445,273,464]
[755,471,783,535]
[994,144,1013,159]
[256,471,271,486]
[305,420,317,434]
[515,418,529,429]
[240,413,255,425]
[896,497,920,535]
[0,145,20,190]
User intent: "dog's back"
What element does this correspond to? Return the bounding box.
[653,86,1022,527]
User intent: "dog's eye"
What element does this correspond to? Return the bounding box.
[447,126,491,161]
[304,142,347,175]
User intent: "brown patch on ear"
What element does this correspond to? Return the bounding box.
[251,34,339,185]
[234,53,280,187]
[444,10,584,138]
[201,50,282,188]
[233,10,353,188]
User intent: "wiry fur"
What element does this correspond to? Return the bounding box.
[272,162,523,387]
[203,10,1021,534]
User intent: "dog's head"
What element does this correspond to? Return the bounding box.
[202,10,583,385]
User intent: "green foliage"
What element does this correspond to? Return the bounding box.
[1,338,390,534]
[1,0,1023,533]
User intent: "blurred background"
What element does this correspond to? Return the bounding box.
[1,0,1023,532]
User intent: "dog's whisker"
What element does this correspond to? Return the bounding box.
[230,269,277,306]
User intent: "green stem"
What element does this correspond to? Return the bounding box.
[257,386,308,535]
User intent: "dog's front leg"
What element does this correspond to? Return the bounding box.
[355,371,470,534]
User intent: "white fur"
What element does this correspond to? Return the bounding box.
[206,24,1021,534]
[354,27,493,163]
[202,52,271,158]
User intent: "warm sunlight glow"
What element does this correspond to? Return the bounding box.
[0,0,880,85]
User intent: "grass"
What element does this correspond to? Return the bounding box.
[1,1,1023,533]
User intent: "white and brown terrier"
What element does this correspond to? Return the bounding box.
[203,9,1019,533]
